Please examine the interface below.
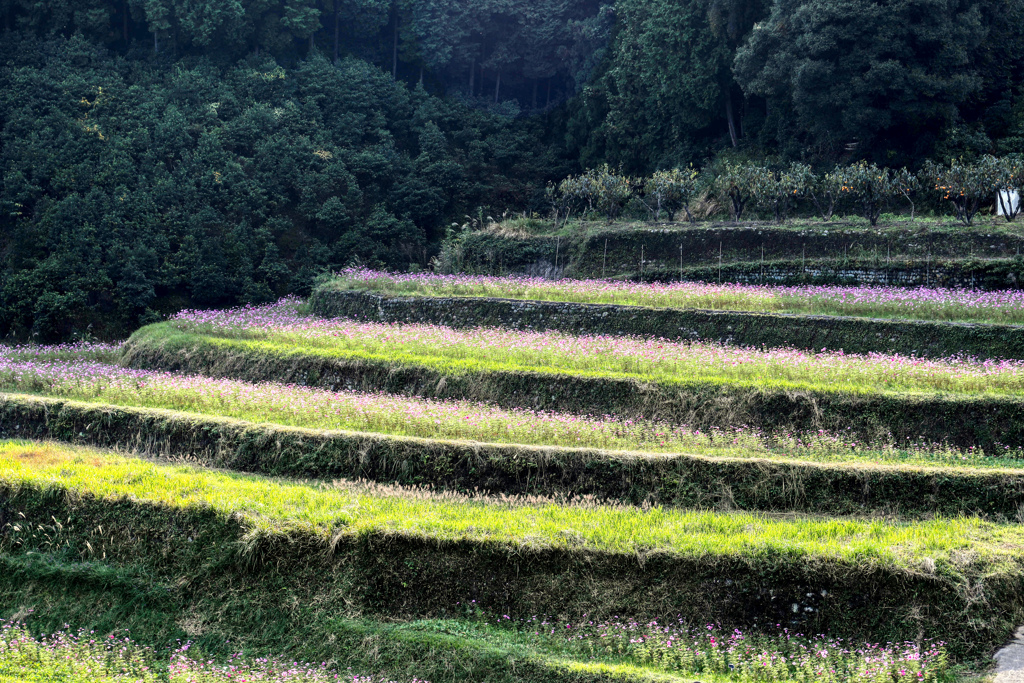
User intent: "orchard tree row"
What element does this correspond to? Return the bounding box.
[553,157,1024,226]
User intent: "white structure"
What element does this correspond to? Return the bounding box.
[997,190,1020,217]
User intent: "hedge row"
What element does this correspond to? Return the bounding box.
[6,393,1024,519]
[309,289,1024,360]
[121,328,1024,452]
[2,454,1022,661]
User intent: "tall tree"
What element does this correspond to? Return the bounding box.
[734,0,987,161]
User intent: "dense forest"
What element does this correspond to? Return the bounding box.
[2,0,1023,340]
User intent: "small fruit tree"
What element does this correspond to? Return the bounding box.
[559,164,633,220]
[643,167,699,222]
[923,158,993,226]
[715,162,760,221]
[749,162,815,223]
[835,161,902,226]
[895,167,921,220]
[810,166,842,221]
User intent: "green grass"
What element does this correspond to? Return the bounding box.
[16,345,1024,470]
[157,316,1024,397]
[12,392,1024,520]
[2,440,1020,665]
[322,269,1024,325]
[496,214,1024,238]
[1,440,1019,571]
[0,556,704,683]
[119,323,1024,453]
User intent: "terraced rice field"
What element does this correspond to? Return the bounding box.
[5,269,1024,681]
[0,441,991,677]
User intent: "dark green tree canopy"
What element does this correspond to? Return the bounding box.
[734,0,988,160]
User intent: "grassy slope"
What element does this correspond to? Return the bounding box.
[4,441,1002,559]
[155,321,1024,398]
[10,393,1024,521]
[0,555,695,683]
[310,285,1024,361]
[119,324,1024,451]
[1,441,1023,662]
[319,272,1024,325]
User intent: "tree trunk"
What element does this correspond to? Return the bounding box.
[494,71,501,103]
[392,17,398,79]
[418,65,424,87]
[123,1,129,43]
[153,30,158,54]
[469,56,475,96]
[725,89,738,148]
[333,5,339,63]
[309,33,315,53]
[532,80,538,109]
[545,79,551,108]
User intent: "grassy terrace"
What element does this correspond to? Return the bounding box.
[4,440,991,557]
[0,440,1020,667]
[323,268,1024,325]
[497,215,1024,238]
[0,614,953,683]
[14,353,1024,468]
[154,301,1024,396]
[120,302,1024,450]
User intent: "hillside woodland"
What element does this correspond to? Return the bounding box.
[2,0,1024,339]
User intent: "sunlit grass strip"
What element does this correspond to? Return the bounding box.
[324,268,1024,325]
[0,618,422,682]
[11,392,1024,520]
[2,441,1020,662]
[6,354,1024,469]
[2,441,1022,565]
[0,356,834,455]
[168,300,1024,396]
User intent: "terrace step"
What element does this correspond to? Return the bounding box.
[7,392,1024,519]
[121,326,1024,453]
[0,552,692,682]
[451,223,1024,289]
[310,288,1024,359]
[3,440,1021,662]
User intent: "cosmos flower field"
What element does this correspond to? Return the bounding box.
[4,269,1024,681]
[0,618,424,682]
[3,347,1023,469]
[167,298,1024,395]
[325,267,1024,324]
